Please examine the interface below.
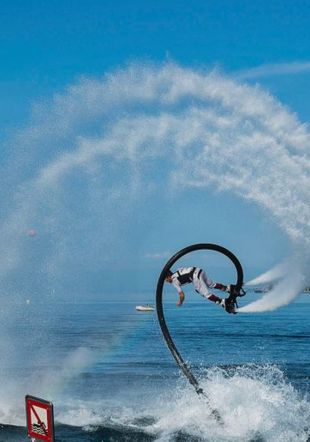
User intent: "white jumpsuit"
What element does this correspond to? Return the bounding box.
[171,267,217,299]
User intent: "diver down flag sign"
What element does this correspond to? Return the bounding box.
[25,395,55,442]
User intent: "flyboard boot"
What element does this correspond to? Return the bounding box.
[209,284,246,314]
[209,293,237,314]
[222,284,246,314]
[221,297,237,314]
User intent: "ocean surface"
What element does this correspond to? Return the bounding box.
[0,292,309,441]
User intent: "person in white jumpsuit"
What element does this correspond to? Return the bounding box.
[165,267,231,309]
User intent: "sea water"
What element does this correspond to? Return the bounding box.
[0,293,309,441]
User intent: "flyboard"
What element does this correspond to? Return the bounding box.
[155,243,246,422]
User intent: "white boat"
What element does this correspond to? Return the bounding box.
[135,304,155,312]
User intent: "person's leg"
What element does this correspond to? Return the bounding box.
[200,271,227,291]
[195,271,223,304]
[213,283,227,291]
[196,271,236,313]
[208,294,223,304]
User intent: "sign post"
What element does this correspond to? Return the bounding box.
[25,395,55,442]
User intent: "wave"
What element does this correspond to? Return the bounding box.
[2,364,308,441]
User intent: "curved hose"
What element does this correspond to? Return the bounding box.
[155,243,244,417]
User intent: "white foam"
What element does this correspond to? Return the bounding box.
[33,365,310,441]
[0,364,308,440]
[148,365,310,441]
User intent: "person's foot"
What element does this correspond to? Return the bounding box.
[208,294,222,304]
[221,298,237,314]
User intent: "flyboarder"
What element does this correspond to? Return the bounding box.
[165,267,235,313]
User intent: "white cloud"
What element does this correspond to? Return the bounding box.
[145,251,171,260]
[236,61,310,80]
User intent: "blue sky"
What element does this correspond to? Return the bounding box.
[2,0,310,128]
[1,1,310,297]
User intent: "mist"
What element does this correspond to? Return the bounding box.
[1,63,309,308]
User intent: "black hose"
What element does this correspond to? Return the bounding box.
[155,243,244,418]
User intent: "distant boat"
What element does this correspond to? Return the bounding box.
[303,287,310,293]
[135,304,155,312]
[254,284,273,293]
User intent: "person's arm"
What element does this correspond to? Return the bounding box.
[176,290,185,306]
[171,278,185,306]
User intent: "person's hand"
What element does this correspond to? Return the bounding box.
[177,291,185,306]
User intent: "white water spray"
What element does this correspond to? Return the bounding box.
[2,63,309,312]
[240,260,306,313]
[240,271,306,313]
[0,63,309,386]
[246,261,290,286]
[55,365,310,442]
